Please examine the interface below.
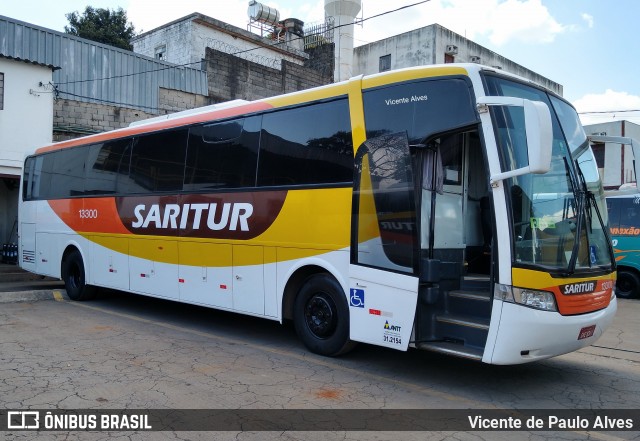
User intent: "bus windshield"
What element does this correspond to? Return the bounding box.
[484,75,613,273]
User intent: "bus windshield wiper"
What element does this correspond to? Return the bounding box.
[566,157,614,273]
[563,156,582,275]
[566,188,585,275]
[587,189,615,268]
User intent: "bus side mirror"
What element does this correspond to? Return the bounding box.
[477,96,553,184]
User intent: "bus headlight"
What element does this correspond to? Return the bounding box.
[611,280,617,300]
[494,284,558,312]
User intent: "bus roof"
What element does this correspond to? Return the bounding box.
[34,64,488,155]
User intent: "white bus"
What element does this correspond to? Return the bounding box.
[19,64,617,364]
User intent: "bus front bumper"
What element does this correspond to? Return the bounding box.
[486,295,617,365]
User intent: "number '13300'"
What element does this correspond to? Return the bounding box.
[79,209,99,219]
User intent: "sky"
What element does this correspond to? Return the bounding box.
[2,0,639,126]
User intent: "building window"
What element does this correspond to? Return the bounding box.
[444,53,455,64]
[379,54,391,72]
[154,45,167,60]
[0,72,4,110]
[591,143,605,169]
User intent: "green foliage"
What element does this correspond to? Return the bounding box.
[65,6,136,51]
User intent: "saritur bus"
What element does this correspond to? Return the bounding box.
[19,64,617,364]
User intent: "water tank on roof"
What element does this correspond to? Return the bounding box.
[248,1,280,26]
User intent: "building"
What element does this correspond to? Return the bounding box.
[585,120,640,190]
[132,12,308,70]
[0,15,210,143]
[0,50,57,246]
[0,14,211,247]
[353,23,562,95]
[132,12,333,103]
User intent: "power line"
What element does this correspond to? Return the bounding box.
[55,60,203,86]
[355,0,431,25]
[56,1,432,86]
[57,90,159,112]
[579,108,640,114]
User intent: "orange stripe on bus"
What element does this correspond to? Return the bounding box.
[48,198,131,235]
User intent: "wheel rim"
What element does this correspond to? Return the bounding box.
[304,293,337,339]
[68,261,82,290]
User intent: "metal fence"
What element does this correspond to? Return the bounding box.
[304,17,334,50]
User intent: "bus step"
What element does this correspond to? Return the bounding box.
[416,341,484,361]
[446,291,492,317]
[435,314,489,348]
[437,314,489,329]
[460,275,491,291]
[448,290,491,302]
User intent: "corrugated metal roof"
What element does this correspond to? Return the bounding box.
[0,15,208,114]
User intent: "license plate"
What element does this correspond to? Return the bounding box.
[578,325,596,340]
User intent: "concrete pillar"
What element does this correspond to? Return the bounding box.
[325,0,361,82]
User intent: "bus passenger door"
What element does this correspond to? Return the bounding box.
[349,133,419,350]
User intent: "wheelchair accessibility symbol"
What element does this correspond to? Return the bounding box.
[350,288,365,308]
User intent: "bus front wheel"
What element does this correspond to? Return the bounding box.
[62,249,96,301]
[293,274,356,356]
[616,269,640,299]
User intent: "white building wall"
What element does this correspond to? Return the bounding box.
[132,20,195,66]
[191,22,303,69]
[0,59,53,176]
[353,27,436,75]
[353,24,562,96]
[0,59,53,245]
[132,15,306,71]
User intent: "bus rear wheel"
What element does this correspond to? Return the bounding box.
[62,249,96,301]
[616,269,640,299]
[293,274,355,356]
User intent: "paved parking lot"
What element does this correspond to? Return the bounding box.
[1,264,639,440]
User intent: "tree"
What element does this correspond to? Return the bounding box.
[65,6,136,51]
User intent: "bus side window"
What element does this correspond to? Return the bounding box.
[22,157,34,201]
[85,139,133,195]
[607,198,621,230]
[620,198,640,228]
[257,99,353,187]
[128,129,188,193]
[30,149,80,200]
[185,117,259,191]
[363,78,477,145]
[48,147,87,198]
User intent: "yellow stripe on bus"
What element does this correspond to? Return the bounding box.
[512,268,615,289]
[81,188,352,266]
[263,82,351,108]
[348,75,367,155]
[362,66,469,90]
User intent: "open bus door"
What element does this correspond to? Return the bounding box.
[589,135,640,193]
[349,133,420,350]
[590,135,640,298]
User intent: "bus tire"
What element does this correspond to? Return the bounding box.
[62,249,96,301]
[616,269,640,299]
[293,274,356,356]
